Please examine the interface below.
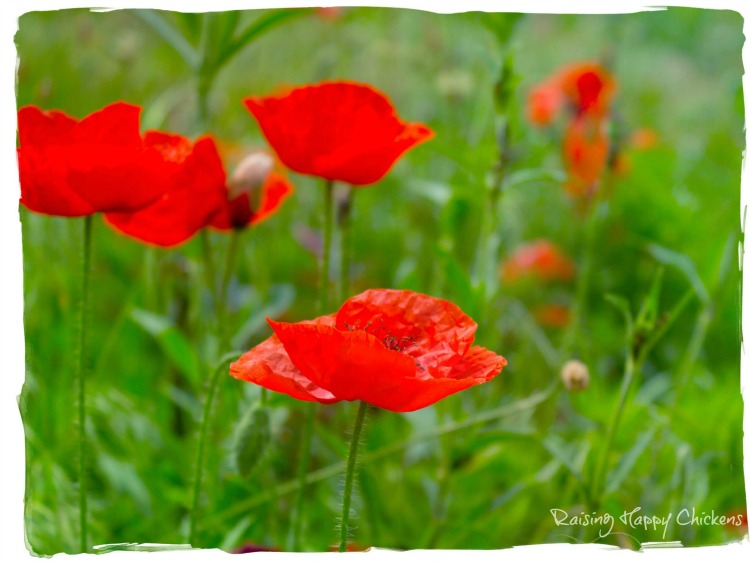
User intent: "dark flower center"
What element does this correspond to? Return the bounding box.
[342,319,419,353]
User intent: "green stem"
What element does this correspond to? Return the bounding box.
[320,179,334,312]
[203,387,552,528]
[338,185,353,301]
[77,215,93,553]
[188,352,242,546]
[339,401,369,552]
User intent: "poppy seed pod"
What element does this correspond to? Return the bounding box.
[560,359,589,392]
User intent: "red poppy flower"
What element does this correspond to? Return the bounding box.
[209,151,294,231]
[501,240,576,284]
[18,102,178,217]
[106,144,294,247]
[105,134,227,247]
[243,81,434,186]
[558,62,616,118]
[230,289,507,412]
[562,116,610,196]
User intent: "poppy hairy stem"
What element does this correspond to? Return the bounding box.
[76,214,92,553]
[339,401,369,552]
[204,387,552,528]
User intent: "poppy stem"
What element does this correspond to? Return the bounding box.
[338,185,353,301]
[320,179,334,312]
[339,401,369,552]
[76,214,93,553]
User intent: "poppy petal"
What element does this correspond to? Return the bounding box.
[105,136,227,247]
[391,346,508,413]
[244,81,434,185]
[210,171,294,231]
[230,332,340,404]
[268,319,422,409]
[335,289,477,375]
[17,107,93,216]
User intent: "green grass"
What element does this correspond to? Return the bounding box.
[16,7,745,554]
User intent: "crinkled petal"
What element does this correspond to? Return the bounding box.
[336,289,477,378]
[268,319,422,410]
[392,346,508,412]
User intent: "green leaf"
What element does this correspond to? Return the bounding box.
[129,309,202,384]
[217,9,312,72]
[542,434,589,482]
[648,244,709,304]
[436,244,479,318]
[635,267,664,333]
[97,453,152,514]
[130,10,198,69]
[231,284,295,348]
[605,293,634,340]
[605,427,657,495]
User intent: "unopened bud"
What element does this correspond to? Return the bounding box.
[560,359,589,392]
[229,151,274,199]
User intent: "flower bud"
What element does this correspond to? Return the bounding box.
[228,151,274,199]
[560,359,589,392]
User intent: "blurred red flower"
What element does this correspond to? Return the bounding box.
[533,304,571,328]
[562,116,610,196]
[18,102,177,217]
[629,128,659,151]
[526,61,615,126]
[243,81,434,185]
[501,240,576,284]
[316,7,345,21]
[210,151,294,231]
[230,289,507,412]
[558,62,616,118]
[527,81,564,126]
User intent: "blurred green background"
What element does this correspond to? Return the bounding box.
[16,7,745,554]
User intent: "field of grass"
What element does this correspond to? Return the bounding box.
[15,7,746,554]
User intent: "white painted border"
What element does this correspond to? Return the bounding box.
[1,1,747,560]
